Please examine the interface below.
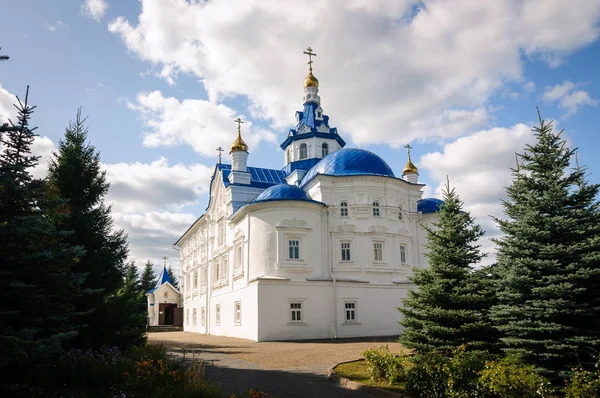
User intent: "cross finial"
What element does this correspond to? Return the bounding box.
[216,146,224,164]
[303,47,317,70]
[234,117,244,134]
[162,256,168,267]
[405,144,412,158]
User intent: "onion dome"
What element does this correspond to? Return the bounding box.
[300,148,395,187]
[304,68,319,88]
[417,198,444,214]
[253,184,313,203]
[403,157,418,175]
[230,130,248,153]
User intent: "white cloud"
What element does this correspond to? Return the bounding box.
[45,21,68,32]
[522,81,536,93]
[0,84,17,123]
[543,81,599,116]
[108,0,600,146]
[83,0,109,22]
[420,122,537,264]
[128,90,277,156]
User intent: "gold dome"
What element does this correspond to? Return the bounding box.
[304,68,319,88]
[403,154,418,175]
[230,130,248,153]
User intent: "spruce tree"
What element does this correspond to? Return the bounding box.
[167,265,179,289]
[47,108,129,349]
[490,110,600,380]
[399,179,497,353]
[0,88,83,374]
[140,260,157,292]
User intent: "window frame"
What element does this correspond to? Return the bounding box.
[234,301,242,325]
[218,219,226,246]
[192,308,197,326]
[288,239,301,260]
[289,300,304,324]
[341,241,352,262]
[344,301,358,323]
[216,304,221,326]
[398,205,404,220]
[372,201,381,217]
[400,244,407,264]
[340,201,348,217]
[373,241,384,262]
[321,142,329,157]
[299,143,308,160]
[201,306,205,326]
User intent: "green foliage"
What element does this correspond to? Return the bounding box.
[141,260,157,292]
[479,354,553,398]
[400,179,498,354]
[563,363,600,398]
[11,344,222,398]
[168,265,180,289]
[361,345,407,384]
[0,89,84,379]
[405,346,491,398]
[490,110,600,380]
[48,108,134,350]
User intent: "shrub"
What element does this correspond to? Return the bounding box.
[479,354,553,398]
[563,365,600,398]
[361,345,407,384]
[405,351,449,398]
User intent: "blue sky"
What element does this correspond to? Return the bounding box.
[2,0,600,271]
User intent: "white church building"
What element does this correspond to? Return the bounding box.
[174,49,442,341]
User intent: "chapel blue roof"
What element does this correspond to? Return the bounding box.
[147,266,175,293]
[252,184,313,203]
[299,148,395,187]
[216,164,287,188]
[279,102,346,149]
[417,198,444,214]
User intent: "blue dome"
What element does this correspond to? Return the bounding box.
[253,184,313,203]
[418,198,444,214]
[300,148,395,187]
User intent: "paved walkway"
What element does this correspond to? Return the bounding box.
[149,332,406,397]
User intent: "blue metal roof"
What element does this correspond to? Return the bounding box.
[418,198,444,214]
[253,184,313,203]
[147,266,176,293]
[299,148,395,187]
[279,102,346,150]
[283,158,321,175]
[216,164,287,188]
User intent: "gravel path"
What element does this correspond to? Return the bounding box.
[148,332,406,397]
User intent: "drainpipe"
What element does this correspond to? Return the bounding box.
[326,207,338,338]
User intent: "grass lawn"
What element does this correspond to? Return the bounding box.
[334,359,407,394]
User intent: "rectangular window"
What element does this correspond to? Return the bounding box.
[341,242,351,262]
[222,255,228,281]
[193,270,198,288]
[214,259,220,281]
[192,308,197,326]
[216,304,220,326]
[345,301,357,323]
[290,301,303,323]
[235,244,243,270]
[186,309,189,325]
[400,244,407,264]
[202,267,208,288]
[234,301,241,325]
[201,307,205,326]
[288,240,300,260]
[374,242,383,262]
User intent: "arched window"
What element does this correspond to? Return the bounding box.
[286,148,291,164]
[321,143,329,157]
[398,205,403,220]
[299,143,308,160]
[372,201,380,217]
[340,201,348,217]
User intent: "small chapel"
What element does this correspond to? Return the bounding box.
[146,260,183,327]
[174,48,442,341]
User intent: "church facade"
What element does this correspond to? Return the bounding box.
[175,49,442,341]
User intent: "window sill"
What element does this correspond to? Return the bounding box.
[234,322,241,326]
[233,270,244,280]
[287,322,308,326]
[343,322,361,326]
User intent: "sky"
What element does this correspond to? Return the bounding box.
[1,0,600,274]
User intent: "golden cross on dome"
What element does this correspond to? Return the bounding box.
[234,117,244,133]
[303,47,317,69]
[216,146,224,164]
[405,144,412,157]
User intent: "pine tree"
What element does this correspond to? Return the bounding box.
[490,110,600,380]
[399,179,497,354]
[167,265,179,289]
[0,47,8,61]
[47,108,129,349]
[0,88,83,375]
[140,260,157,292]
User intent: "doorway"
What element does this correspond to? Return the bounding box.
[158,303,178,325]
